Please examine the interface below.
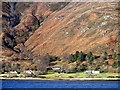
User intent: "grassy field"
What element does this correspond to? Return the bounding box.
[0,72,119,80]
[39,72,119,79]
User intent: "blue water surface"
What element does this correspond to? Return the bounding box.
[2,80,120,89]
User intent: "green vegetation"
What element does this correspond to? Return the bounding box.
[38,72,119,79]
[77,51,85,62]
[86,52,94,64]
[112,61,120,68]
[69,51,86,63]
[1,50,120,79]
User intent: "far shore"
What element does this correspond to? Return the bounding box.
[0,77,119,81]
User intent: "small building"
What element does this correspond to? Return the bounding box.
[52,66,62,73]
[84,70,100,74]
[52,66,61,70]
[84,70,92,74]
[92,71,100,74]
[9,71,18,74]
[23,70,34,74]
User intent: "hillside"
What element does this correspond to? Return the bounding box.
[23,2,119,57]
[1,2,120,74]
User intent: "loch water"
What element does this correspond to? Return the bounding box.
[1,80,120,90]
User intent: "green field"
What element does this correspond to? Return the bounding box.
[0,72,119,79]
[39,72,119,79]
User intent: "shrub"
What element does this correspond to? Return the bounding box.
[77,64,87,72]
[68,76,74,78]
[112,61,120,68]
[116,54,120,60]
[107,76,115,78]
[49,55,61,61]
[38,76,46,78]
[100,68,108,73]
[100,52,108,61]
[115,76,120,78]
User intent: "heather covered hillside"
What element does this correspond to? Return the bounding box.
[25,2,119,56]
[1,2,120,76]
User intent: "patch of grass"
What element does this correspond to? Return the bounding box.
[0,73,119,79]
[40,72,85,79]
[39,72,119,79]
[16,74,24,77]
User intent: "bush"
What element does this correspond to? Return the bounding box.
[112,61,120,68]
[107,76,115,78]
[100,67,108,73]
[50,55,61,61]
[37,76,46,78]
[100,52,108,61]
[68,76,74,78]
[115,76,120,78]
[77,64,87,72]
[116,54,120,60]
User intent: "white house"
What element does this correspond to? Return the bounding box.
[9,71,18,74]
[84,70,92,74]
[92,71,100,74]
[84,70,100,74]
[23,70,34,74]
[52,66,61,70]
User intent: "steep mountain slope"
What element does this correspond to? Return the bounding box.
[24,2,119,56]
[1,2,35,61]
[1,2,119,60]
[1,2,120,74]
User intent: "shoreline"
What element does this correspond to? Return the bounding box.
[0,77,119,81]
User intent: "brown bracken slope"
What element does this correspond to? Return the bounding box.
[1,2,120,60]
[24,2,119,56]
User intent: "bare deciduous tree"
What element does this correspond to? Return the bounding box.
[33,54,50,73]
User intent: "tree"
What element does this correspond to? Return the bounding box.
[69,54,76,62]
[4,62,11,72]
[75,51,79,58]
[86,52,94,64]
[33,54,50,74]
[77,51,85,62]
